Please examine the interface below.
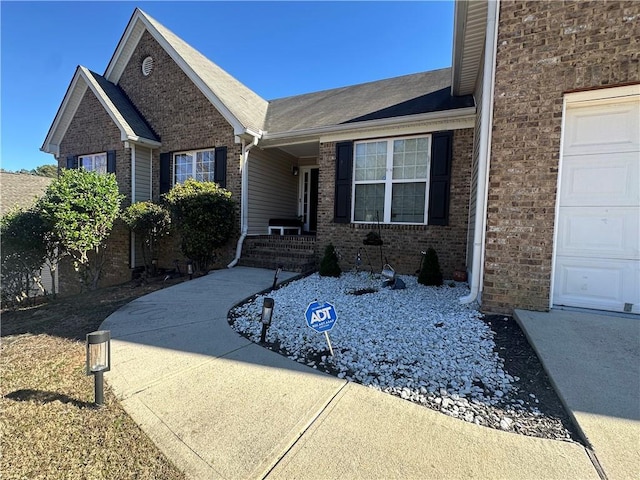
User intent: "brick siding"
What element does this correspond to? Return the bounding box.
[316,128,473,278]
[117,31,241,270]
[483,0,640,313]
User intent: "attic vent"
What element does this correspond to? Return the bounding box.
[141,56,154,76]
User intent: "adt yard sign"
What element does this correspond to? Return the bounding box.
[305,301,337,333]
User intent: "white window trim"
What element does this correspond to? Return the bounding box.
[351,134,431,225]
[79,152,107,174]
[172,147,215,185]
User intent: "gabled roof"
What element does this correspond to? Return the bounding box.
[41,66,160,155]
[264,68,473,135]
[104,8,268,136]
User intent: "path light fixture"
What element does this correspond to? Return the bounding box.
[272,265,283,290]
[187,261,193,280]
[260,298,275,343]
[86,330,111,406]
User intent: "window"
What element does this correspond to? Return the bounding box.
[352,136,430,224]
[79,153,107,174]
[173,149,215,184]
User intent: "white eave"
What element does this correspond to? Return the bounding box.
[260,107,476,148]
[41,66,160,156]
[452,0,489,96]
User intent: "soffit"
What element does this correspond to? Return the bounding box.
[452,0,488,96]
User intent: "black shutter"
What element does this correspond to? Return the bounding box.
[66,155,78,169]
[107,150,116,173]
[214,147,227,188]
[428,131,453,226]
[159,152,171,194]
[334,141,353,223]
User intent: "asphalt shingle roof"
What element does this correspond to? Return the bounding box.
[141,10,269,134]
[0,173,53,216]
[264,68,474,135]
[88,70,159,142]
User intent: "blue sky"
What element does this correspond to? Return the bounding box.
[1,1,454,172]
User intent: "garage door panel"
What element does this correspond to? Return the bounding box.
[554,91,639,314]
[557,206,640,259]
[554,258,640,313]
[564,100,640,156]
[560,152,639,206]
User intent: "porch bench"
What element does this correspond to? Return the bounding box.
[268,218,302,235]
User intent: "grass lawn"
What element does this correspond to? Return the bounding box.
[1,278,188,479]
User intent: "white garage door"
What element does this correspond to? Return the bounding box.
[554,87,640,314]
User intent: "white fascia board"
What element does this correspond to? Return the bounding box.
[41,71,87,154]
[104,10,146,81]
[261,107,476,147]
[127,136,162,148]
[451,0,469,94]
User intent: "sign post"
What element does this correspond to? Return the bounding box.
[305,301,338,356]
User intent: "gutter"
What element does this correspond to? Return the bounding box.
[227,134,259,268]
[260,107,476,147]
[460,0,499,305]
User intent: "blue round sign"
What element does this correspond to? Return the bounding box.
[305,301,338,333]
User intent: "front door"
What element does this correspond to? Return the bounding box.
[299,167,319,233]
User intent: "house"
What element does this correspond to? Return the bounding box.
[452,0,639,314]
[42,2,639,316]
[0,172,57,295]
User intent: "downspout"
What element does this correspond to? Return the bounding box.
[460,0,499,304]
[227,135,258,268]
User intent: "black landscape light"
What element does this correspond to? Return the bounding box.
[187,261,193,280]
[86,330,111,406]
[272,265,283,289]
[260,297,275,343]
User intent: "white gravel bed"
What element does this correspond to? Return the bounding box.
[230,272,535,426]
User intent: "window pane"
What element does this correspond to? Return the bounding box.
[79,154,107,174]
[94,154,107,174]
[196,150,215,182]
[392,137,429,180]
[175,153,193,184]
[391,182,426,223]
[354,184,385,222]
[354,141,387,182]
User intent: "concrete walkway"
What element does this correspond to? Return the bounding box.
[515,309,640,480]
[102,267,607,479]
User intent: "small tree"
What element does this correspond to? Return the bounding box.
[121,201,171,274]
[319,244,341,277]
[0,208,48,305]
[164,179,235,273]
[418,247,443,286]
[37,169,123,290]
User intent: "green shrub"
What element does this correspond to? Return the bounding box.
[121,201,171,273]
[37,169,123,290]
[164,179,235,273]
[319,244,341,277]
[1,208,49,305]
[418,247,443,286]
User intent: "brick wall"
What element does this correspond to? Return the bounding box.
[483,0,640,313]
[117,30,241,270]
[58,90,132,294]
[316,128,473,277]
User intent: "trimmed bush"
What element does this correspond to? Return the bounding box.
[418,247,443,286]
[121,201,171,273]
[164,179,235,273]
[319,244,341,277]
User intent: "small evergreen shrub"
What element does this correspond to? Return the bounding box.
[418,247,443,286]
[319,244,341,277]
